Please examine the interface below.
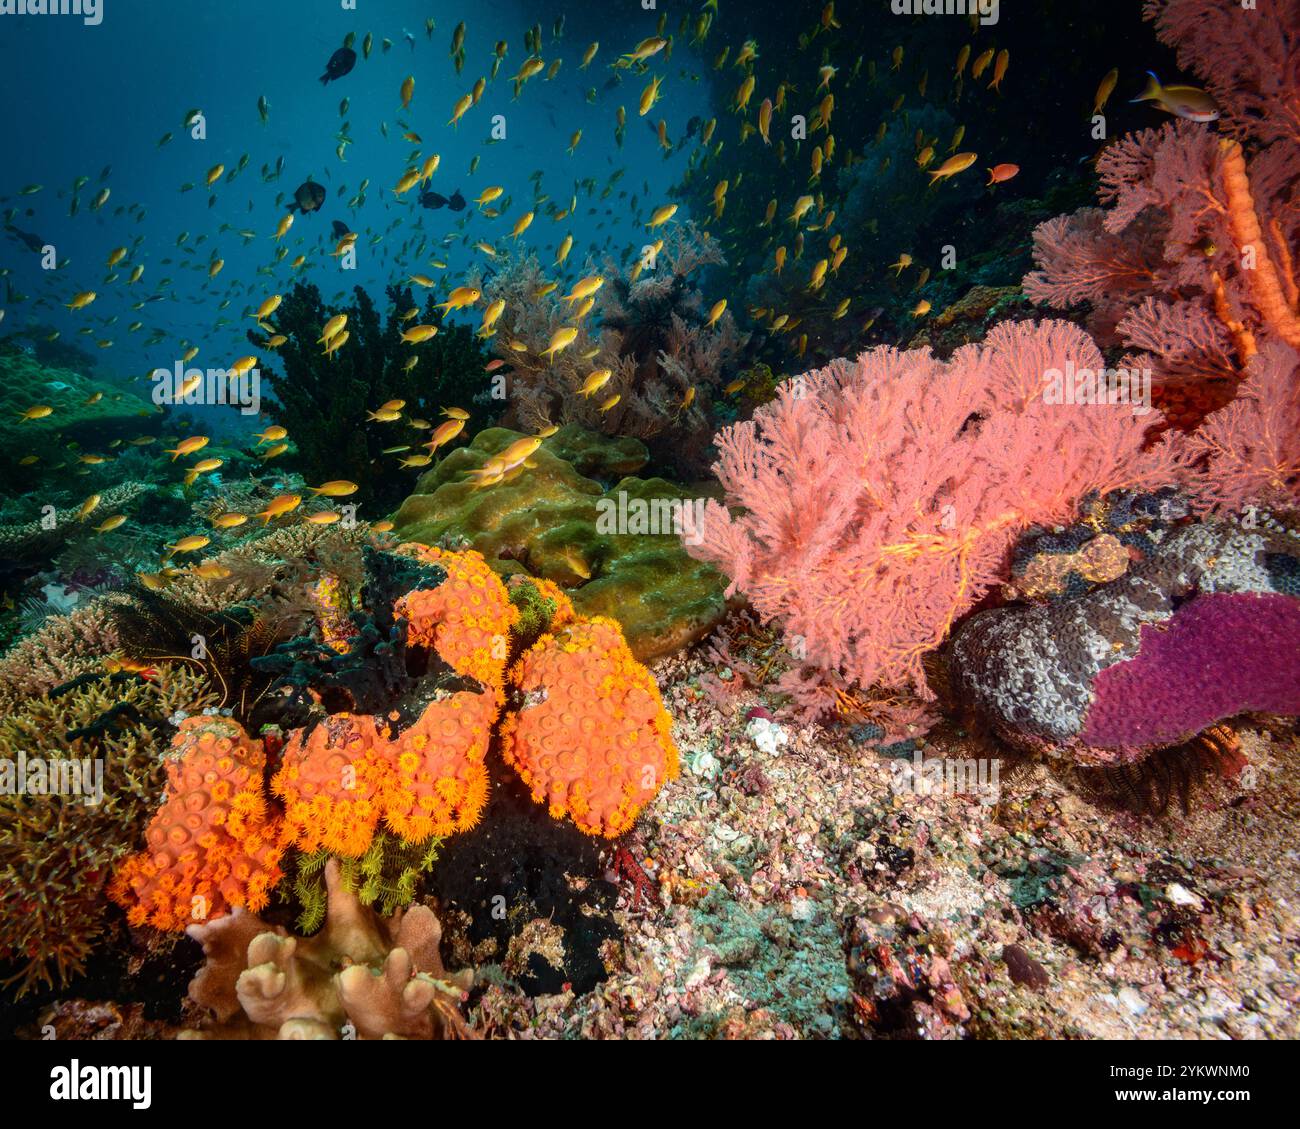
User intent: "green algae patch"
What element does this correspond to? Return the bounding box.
[389,426,729,661]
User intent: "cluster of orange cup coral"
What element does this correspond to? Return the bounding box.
[272,690,496,853]
[109,716,284,932]
[500,617,680,838]
[112,547,678,931]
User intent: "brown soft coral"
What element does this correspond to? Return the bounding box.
[182,858,473,1039]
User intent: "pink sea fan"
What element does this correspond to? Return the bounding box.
[1143,0,1300,147]
[1183,341,1300,512]
[685,320,1189,700]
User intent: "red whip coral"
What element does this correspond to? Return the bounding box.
[500,616,678,837]
[109,716,284,931]
[685,320,1188,702]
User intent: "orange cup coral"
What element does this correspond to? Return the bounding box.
[109,715,284,931]
[499,616,679,838]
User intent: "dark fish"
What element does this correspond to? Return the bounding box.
[289,179,326,214]
[331,220,351,239]
[685,116,701,140]
[419,189,449,210]
[447,189,466,211]
[319,47,357,85]
[6,226,44,253]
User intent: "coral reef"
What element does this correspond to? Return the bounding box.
[0,347,161,476]
[948,519,1300,764]
[389,426,730,660]
[1023,0,1300,426]
[109,715,285,931]
[0,664,216,994]
[480,222,745,473]
[250,281,492,507]
[686,320,1188,715]
[181,858,472,1039]
[500,616,680,837]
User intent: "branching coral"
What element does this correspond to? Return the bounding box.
[685,320,1189,708]
[252,281,492,507]
[0,664,216,994]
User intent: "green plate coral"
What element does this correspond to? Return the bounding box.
[387,426,730,661]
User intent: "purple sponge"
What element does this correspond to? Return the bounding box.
[1080,593,1300,752]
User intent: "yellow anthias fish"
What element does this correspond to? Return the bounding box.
[256,494,302,524]
[308,480,359,497]
[254,295,282,321]
[166,535,211,555]
[563,275,604,303]
[322,331,349,357]
[319,314,348,343]
[191,457,223,473]
[928,152,978,184]
[426,418,465,450]
[510,211,535,239]
[260,442,289,460]
[254,425,287,445]
[646,203,678,228]
[65,291,97,311]
[639,74,664,117]
[165,435,209,461]
[449,93,473,127]
[93,514,128,534]
[578,369,613,397]
[555,234,573,265]
[400,75,415,109]
[17,404,54,421]
[206,164,225,187]
[474,186,504,208]
[106,246,127,268]
[598,393,620,413]
[911,299,932,317]
[402,324,440,344]
[393,169,421,196]
[75,494,102,521]
[706,299,727,328]
[212,512,249,528]
[189,563,234,580]
[541,326,579,360]
[273,213,293,241]
[436,286,481,313]
[366,408,402,423]
[419,153,441,182]
[479,299,506,334]
[989,49,1009,92]
[889,253,913,274]
[1086,67,1120,119]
